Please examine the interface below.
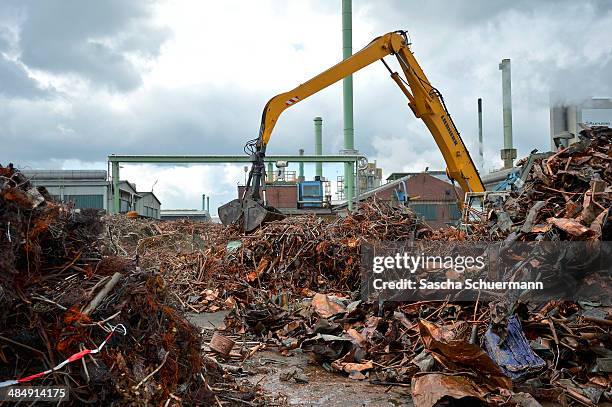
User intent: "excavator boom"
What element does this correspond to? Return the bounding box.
[219,31,484,231]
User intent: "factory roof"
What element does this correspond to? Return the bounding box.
[137,191,161,205]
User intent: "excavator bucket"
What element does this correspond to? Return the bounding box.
[218,197,285,232]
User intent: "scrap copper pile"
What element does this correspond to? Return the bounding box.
[102,156,610,404]
[0,163,250,406]
[113,201,430,314]
[225,201,430,294]
[103,214,238,313]
[472,126,611,241]
[214,129,612,405]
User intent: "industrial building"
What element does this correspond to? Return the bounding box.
[21,170,109,210]
[160,209,211,221]
[345,172,462,228]
[550,97,612,149]
[135,191,162,219]
[22,169,161,219]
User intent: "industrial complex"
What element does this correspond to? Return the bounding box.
[1,1,611,406]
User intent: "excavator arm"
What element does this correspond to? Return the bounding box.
[219,31,484,231]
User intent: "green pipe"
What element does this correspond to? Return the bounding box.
[112,161,120,214]
[342,0,354,211]
[298,149,304,180]
[314,117,323,178]
[267,161,274,183]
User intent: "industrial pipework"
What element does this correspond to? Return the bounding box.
[108,154,366,214]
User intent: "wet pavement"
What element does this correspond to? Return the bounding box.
[245,349,413,406]
[188,311,413,407]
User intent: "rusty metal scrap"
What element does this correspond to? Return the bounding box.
[474,126,612,241]
[1,126,610,405]
[0,164,269,406]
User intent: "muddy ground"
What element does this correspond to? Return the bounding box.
[187,311,413,406]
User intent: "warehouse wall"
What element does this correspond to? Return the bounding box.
[36,185,107,210]
[136,192,161,219]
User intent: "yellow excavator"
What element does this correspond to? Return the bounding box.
[219,31,485,232]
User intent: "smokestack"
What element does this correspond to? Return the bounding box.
[206,196,210,212]
[298,149,305,181]
[499,59,516,169]
[202,194,206,211]
[478,98,484,171]
[314,117,323,178]
[342,0,355,209]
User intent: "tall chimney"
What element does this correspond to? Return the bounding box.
[478,98,484,171]
[314,117,323,178]
[298,148,305,181]
[206,196,210,212]
[342,0,355,208]
[499,59,516,169]
[202,194,206,211]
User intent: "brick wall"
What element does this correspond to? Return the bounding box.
[238,185,297,209]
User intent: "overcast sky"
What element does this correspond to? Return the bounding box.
[1,0,611,212]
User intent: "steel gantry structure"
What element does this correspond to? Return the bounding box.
[108,154,367,214]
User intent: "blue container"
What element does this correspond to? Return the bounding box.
[298,181,323,208]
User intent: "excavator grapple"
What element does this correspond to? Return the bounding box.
[218,197,284,232]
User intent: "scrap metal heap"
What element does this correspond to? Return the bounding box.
[0,127,610,406]
[0,164,269,406]
[466,126,612,241]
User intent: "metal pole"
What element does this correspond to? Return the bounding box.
[478,98,484,171]
[298,149,305,181]
[342,0,354,211]
[112,161,120,214]
[314,117,323,178]
[354,161,359,210]
[267,162,274,183]
[499,59,516,169]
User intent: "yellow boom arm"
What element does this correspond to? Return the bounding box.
[257,31,484,195]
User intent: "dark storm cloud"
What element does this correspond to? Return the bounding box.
[0,15,46,98]
[14,0,169,91]
[0,86,263,166]
[1,0,611,183]
[0,54,46,97]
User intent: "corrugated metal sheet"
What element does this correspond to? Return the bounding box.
[63,195,104,209]
[410,203,438,220]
